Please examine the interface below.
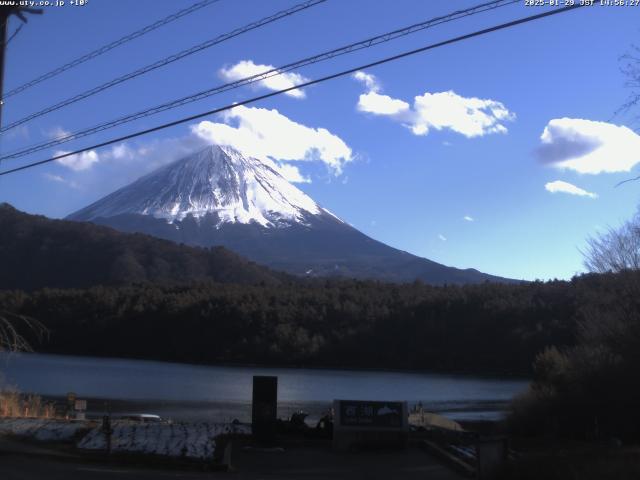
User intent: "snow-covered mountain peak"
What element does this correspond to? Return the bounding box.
[68,144,338,228]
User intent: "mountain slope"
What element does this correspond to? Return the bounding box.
[0,203,286,291]
[68,145,513,285]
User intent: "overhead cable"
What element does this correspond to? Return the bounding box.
[0,0,520,161]
[0,4,585,177]
[0,0,326,133]
[1,0,223,101]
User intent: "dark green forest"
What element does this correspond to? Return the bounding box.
[1,276,590,375]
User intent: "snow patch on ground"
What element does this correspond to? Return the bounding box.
[77,421,250,460]
[0,417,250,460]
[0,418,89,442]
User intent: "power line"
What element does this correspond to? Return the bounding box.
[0,0,520,162]
[0,4,586,178]
[1,0,222,102]
[0,0,326,134]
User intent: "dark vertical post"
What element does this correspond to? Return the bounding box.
[251,375,278,443]
[476,436,508,480]
[0,6,42,134]
[102,414,113,455]
[0,8,10,130]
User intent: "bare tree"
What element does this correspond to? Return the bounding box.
[583,214,640,273]
[0,311,46,353]
[618,44,640,122]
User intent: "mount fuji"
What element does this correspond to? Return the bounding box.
[68,145,510,284]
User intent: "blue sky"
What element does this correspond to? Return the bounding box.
[1,0,639,281]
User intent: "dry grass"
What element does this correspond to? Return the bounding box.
[0,388,55,418]
[0,310,53,418]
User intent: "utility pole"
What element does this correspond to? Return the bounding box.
[0,7,12,130]
[0,6,42,130]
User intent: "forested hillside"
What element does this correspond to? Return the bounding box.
[0,277,583,374]
[0,203,286,290]
[3,202,633,378]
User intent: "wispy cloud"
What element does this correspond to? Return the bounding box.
[46,126,72,140]
[43,172,80,189]
[353,71,380,92]
[110,143,132,160]
[5,125,29,140]
[219,60,309,99]
[463,215,474,222]
[275,163,311,183]
[438,234,447,241]
[353,71,515,138]
[537,118,640,174]
[545,180,598,199]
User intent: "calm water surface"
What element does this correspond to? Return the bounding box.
[0,353,528,422]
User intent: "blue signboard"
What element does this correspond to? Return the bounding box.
[338,400,404,428]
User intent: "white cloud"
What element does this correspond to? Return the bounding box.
[55,150,99,171]
[357,91,410,116]
[43,173,79,189]
[45,104,350,183]
[410,91,514,138]
[353,72,514,138]
[545,180,598,199]
[352,71,380,92]
[537,118,640,174]
[47,126,71,140]
[47,134,132,172]
[110,143,135,161]
[438,234,447,241]
[354,71,409,115]
[272,163,311,183]
[219,60,309,98]
[44,173,64,183]
[192,105,352,177]
[5,125,29,140]
[463,215,474,222]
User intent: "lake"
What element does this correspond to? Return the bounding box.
[0,353,528,423]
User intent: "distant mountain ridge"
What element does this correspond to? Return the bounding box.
[68,145,514,285]
[0,203,286,291]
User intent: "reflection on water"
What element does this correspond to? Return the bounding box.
[0,353,528,422]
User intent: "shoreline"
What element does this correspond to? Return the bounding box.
[2,352,525,425]
[32,394,511,425]
[8,350,531,381]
